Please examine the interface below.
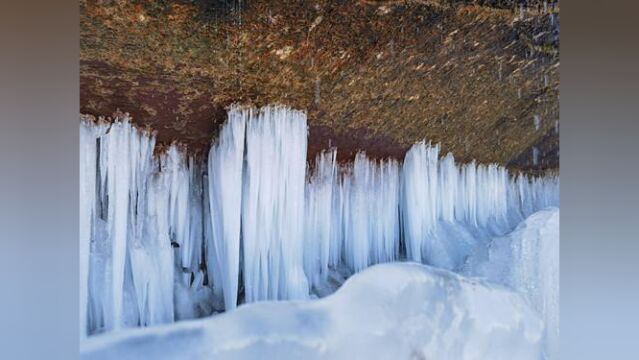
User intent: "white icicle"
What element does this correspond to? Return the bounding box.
[79,119,109,338]
[207,107,246,310]
[304,149,337,289]
[400,141,440,263]
[187,157,204,273]
[129,169,175,327]
[108,121,132,330]
[163,145,191,274]
[242,106,309,301]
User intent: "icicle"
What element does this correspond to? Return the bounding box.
[338,153,400,272]
[346,153,372,272]
[207,107,246,310]
[162,145,191,274]
[241,106,309,301]
[400,142,440,263]
[187,157,204,273]
[304,150,337,289]
[79,119,108,338]
[328,169,345,268]
[202,173,223,302]
[438,154,458,223]
[129,169,175,327]
[374,158,400,264]
[105,120,132,331]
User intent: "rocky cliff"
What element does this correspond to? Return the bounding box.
[81,0,559,170]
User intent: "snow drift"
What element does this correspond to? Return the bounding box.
[473,207,560,359]
[81,262,544,360]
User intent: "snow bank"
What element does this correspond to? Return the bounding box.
[474,207,559,359]
[81,263,543,360]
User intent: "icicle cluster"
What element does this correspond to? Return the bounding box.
[81,106,559,337]
[399,142,559,270]
[242,107,309,302]
[303,151,401,288]
[80,117,215,337]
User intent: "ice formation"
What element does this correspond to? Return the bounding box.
[400,142,559,272]
[79,120,109,338]
[81,263,544,360]
[81,116,216,336]
[207,108,246,310]
[80,105,559,347]
[241,107,309,302]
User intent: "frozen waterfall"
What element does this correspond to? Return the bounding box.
[80,106,559,338]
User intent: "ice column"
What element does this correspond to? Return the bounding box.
[104,120,132,331]
[186,158,205,273]
[346,153,373,272]
[375,159,400,264]
[400,142,440,263]
[162,146,191,281]
[79,120,108,337]
[304,150,337,289]
[242,106,309,301]
[207,108,247,310]
[342,153,400,272]
[128,169,175,327]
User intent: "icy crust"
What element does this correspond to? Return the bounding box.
[473,207,560,359]
[81,263,543,360]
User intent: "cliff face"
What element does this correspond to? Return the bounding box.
[80,0,559,170]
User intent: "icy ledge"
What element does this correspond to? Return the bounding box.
[81,263,543,360]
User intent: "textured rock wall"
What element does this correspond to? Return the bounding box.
[81,0,559,170]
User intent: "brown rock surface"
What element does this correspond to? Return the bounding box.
[81,0,559,170]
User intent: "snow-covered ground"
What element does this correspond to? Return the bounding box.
[81,262,544,360]
[473,207,560,359]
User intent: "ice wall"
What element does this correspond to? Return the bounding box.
[81,106,559,337]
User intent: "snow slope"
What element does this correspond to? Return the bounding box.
[81,262,543,360]
[474,207,559,359]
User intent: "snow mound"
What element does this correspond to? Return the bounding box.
[475,207,559,359]
[81,263,543,360]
